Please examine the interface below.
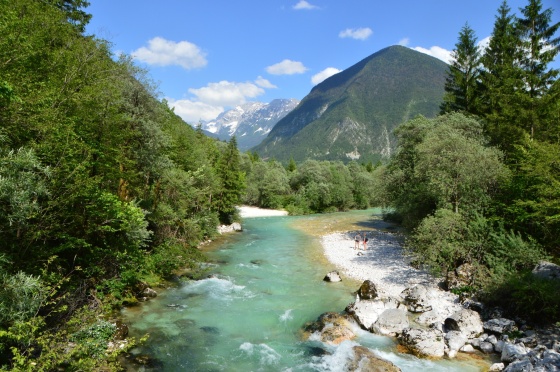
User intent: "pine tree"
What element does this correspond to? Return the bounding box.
[517,0,560,141]
[441,23,482,115]
[215,136,245,222]
[479,1,525,151]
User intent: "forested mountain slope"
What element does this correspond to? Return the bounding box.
[254,45,448,163]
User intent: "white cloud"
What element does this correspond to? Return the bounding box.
[266,59,308,75]
[311,67,342,85]
[293,0,318,10]
[339,27,373,41]
[132,37,207,70]
[167,99,224,124]
[412,46,453,64]
[169,77,278,123]
[398,38,410,46]
[189,80,265,106]
[255,76,277,89]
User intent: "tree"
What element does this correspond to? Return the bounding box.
[516,0,560,141]
[414,115,509,215]
[215,137,245,222]
[441,23,482,115]
[381,113,508,227]
[479,1,525,151]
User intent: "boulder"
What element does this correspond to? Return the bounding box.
[346,346,401,372]
[532,260,560,281]
[537,349,560,369]
[483,318,517,335]
[480,341,495,354]
[489,363,505,371]
[503,359,532,372]
[415,309,442,327]
[346,298,403,330]
[114,320,129,340]
[446,263,475,291]
[444,308,483,339]
[301,312,356,345]
[217,222,243,234]
[460,344,476,353]
[401,285,432,313]
[357,280,378,300]
[323,271,341,282]
[445,330,468,358]
[501,342,527,363]
[371,309,409,336]
[142,287,157,298]
[399,327,445,358]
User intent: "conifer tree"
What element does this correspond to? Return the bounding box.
[215,136,245,222]
[479,1,525,150]
[517,0,560,141]
[441,23,482,115]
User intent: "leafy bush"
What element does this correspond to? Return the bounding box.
[0,258,47,327]
[483,271,560,324]
[70,320,116,358]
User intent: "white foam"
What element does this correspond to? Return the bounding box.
[279,309,293,322]
[306,340,358,372]
[239,342,281,366]
[181,276,255,301]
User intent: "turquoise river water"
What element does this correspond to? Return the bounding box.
[122,210,488,371]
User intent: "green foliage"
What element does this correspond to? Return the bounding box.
[381,113,508,227]
[0,0,253,367]
[0,258,47,328]
[407,209,467,276]
[483,271,560,324]
[70,320,116,358]
[441,23,481,114]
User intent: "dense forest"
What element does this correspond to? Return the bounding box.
[380,0,560,324]
[0,0,559,370]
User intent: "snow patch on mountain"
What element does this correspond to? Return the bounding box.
[198,99,299,150]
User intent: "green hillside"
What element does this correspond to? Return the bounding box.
[254,45,448,163]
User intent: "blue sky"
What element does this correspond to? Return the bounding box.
[85,0,559,124]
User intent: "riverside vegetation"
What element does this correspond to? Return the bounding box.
[0,0,559,370]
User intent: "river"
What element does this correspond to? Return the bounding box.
[121,210,488,371]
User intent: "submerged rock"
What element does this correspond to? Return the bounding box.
[323,271,342,282]
[301,312,356,345]
[346,346,401,372]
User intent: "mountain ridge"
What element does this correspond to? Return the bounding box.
[199,98,299,151]
[253,45,448,163]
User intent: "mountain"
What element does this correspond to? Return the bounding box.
[253,45,448,163]
[201,98,299,151]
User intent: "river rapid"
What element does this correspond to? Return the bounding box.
[121,210,488,371]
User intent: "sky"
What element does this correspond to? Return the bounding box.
[85,0,560,124]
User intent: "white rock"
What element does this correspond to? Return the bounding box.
[445,330,468,356]
[489,362,504,371]
[371,308,409,336]
[444,308,484,339]
[460,344,476,353]
[399,327,445,358]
